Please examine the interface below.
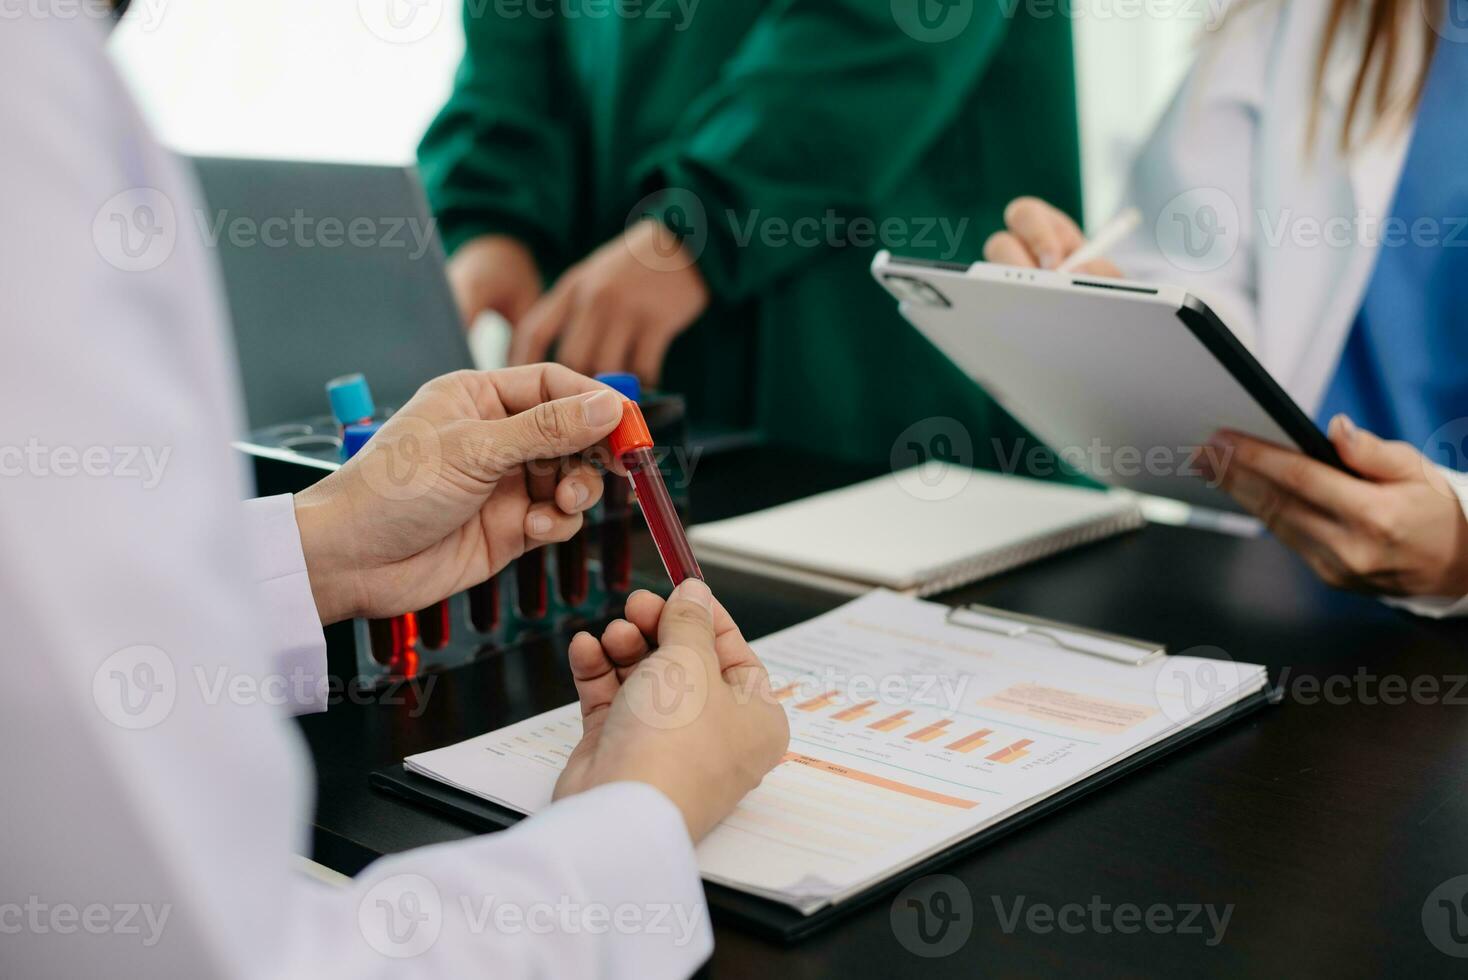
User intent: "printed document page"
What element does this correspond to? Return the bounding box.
[405,590,1267,914]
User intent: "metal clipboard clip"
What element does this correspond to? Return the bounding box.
[945,603,1165,666]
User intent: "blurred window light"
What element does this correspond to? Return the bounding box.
[111,2,1196,228]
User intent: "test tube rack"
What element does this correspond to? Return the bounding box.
[234,395,690,686]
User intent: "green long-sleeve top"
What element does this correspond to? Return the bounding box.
[419,0,1082,469]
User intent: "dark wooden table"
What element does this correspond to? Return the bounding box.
[296,446,1468,976]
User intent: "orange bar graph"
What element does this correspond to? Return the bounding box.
[832,700,877,722]
[868,710,912,733]
[771,683,799,702]
[906,719,953,743]
[780,753,979,809]
[946,729,995,753]
[796,690,839,712]
[987,738,1034,764]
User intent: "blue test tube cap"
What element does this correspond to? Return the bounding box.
[595,372,642,403]
[326,372,376,425]
[341,421,382,461]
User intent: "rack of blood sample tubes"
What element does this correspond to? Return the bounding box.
[237,372,692,685]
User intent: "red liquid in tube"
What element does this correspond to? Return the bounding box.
[557,530,590,606]
[516,549,549,619]
[600,476,633,593]
[609,400,702,586]
[369,612,419,678]
[415,599,452,650]
[468,577,500,633]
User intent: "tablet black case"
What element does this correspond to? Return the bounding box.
[369,689,1269,943]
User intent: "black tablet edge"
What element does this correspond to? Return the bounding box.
[881,254,971,274]
[369,689,1271,944]
[1175,295,1348,472]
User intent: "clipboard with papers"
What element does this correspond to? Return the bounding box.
[945,603,1165,665]
[372,591,1269,943]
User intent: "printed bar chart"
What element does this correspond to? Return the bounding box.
[796,690,839,712]
[868,710,913,733]
[987,738,1034,764]
[946,729,995,753]
[771,683,799,702]
[832,700,878,722]
[906,719,953,743]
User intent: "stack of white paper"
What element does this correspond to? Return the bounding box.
[405,591,1266,915]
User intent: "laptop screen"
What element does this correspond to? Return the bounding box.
[189,157,473,428]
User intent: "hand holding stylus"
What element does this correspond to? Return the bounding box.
[984,197,1130,276]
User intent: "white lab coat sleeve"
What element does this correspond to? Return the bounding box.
[1,16,709,980]
[1103,1,1281,351]
[1382,469,1468,618]
[292,783,714,979]
[242,495,331,715]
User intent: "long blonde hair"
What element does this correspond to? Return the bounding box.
[1310,0,1438,149]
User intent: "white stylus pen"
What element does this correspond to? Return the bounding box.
[1056,206,1141,273]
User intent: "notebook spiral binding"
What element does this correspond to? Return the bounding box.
[914,507,1146,597]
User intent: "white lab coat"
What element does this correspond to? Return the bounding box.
[1106,0,1468,616]
[1,16,710,979]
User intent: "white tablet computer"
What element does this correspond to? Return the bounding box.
[871,252,1346,512]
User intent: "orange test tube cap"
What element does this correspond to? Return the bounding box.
[608,398,654,458]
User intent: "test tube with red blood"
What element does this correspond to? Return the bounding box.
[468,578,500,633]
[556,529,590,607]
[515,550,549,620]
[340,420,421,676]
[607,399,702,586]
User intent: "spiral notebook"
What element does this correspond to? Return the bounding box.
[687,463,1144,596]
